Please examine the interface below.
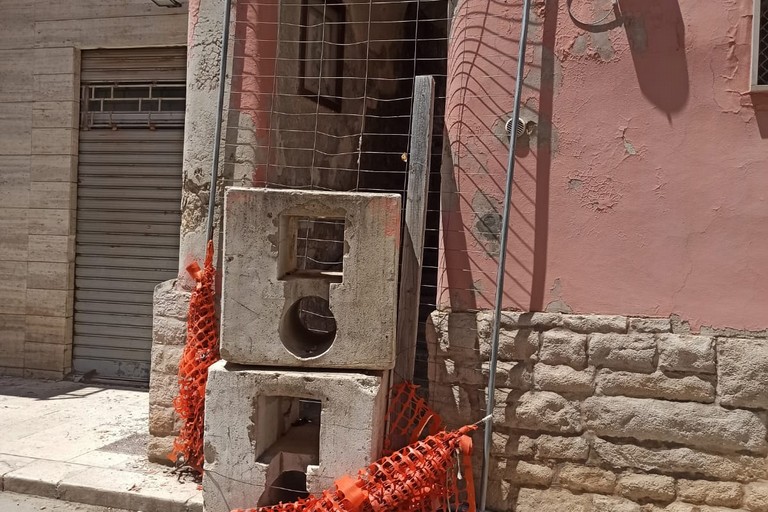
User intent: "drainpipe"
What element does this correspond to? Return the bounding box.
[206,0,233,243]
[479,0,533,510]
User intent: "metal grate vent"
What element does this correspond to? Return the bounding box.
[80,82,186,129]
[760,1,768,85]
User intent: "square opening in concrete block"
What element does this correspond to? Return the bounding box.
[278,216,345,281]
[254,396,321,507]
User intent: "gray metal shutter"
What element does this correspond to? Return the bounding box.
[74,48,184,383]
[80,48,187,82]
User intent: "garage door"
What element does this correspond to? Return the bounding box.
[73,48,185,383]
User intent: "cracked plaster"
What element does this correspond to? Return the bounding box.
[438,0,768,331]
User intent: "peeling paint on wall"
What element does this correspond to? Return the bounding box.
[620,128,638,155]
[545,278,573,313]
[472,191,503,256]
[567,170,622,212]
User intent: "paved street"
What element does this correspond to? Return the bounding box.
[0,376,201,512]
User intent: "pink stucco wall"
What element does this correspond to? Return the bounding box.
[438,0,768,331]
[231,0,277,187]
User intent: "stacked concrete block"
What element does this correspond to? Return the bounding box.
[204,363,389,511]
[204,187,401,512]
[220,187,401,368]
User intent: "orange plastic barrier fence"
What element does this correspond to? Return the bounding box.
[233,383,477,512]
[384,382,443,455]
[170,240,220,474]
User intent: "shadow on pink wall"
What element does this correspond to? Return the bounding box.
[440,0,557,312]
[620,0,689,121]
[439,0,703,315]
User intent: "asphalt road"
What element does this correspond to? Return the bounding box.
[0,492,131,512]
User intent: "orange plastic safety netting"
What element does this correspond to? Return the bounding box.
[232,382,477,512]
[383,382,443,455]
[170,240,220,474]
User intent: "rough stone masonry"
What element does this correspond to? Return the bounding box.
[427,310,768,512]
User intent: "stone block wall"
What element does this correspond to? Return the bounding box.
[0,1,187,380]
[147,279,190,464]
[427,310,768,511]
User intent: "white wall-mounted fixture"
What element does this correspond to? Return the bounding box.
[505,117,526,137]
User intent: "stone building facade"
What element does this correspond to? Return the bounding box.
[0,0,187,379]
[2,0,765,510]
[424,0,768,507]
[428,310,768,511]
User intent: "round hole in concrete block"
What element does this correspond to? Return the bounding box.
[257,470,309,507]
[280,296,337,359]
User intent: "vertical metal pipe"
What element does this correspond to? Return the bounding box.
[206,0,233,243]
[479,0,532,509]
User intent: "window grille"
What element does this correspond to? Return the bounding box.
[80,82,186,129]
[752,0,768,88]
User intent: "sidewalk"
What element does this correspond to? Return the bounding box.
[0,490,132,511]
[0,376,202,512]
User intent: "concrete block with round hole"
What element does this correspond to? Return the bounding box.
[203,361,388,512]
[221,187,401,369]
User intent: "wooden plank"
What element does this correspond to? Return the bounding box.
[394,75,435,384]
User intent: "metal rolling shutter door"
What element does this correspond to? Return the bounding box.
[73,48,185,383]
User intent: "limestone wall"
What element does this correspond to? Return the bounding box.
[147,280,190,463]
[0,0,187,379]
[427,310,768,511]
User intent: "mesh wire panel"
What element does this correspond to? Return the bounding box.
[225,0,450,390]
